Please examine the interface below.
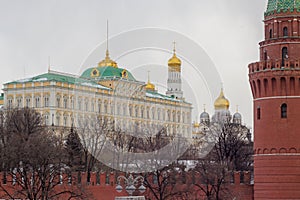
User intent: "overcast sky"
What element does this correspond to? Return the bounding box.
[0,0,268,128]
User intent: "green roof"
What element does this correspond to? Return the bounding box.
[6,71,110,90]
[81,66,136,81]
[265,0,300,15]
[146,90,188,103]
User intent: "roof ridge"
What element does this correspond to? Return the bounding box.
[48,69,79,79]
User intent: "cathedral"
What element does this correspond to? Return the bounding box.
[1,46,192,137]
[192,88,249,138]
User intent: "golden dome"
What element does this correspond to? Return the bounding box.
[214,89,230,110]
[98,50,118,68]
[145,82,155,91]
[168,43,181,72]
[145,71,155,91]
[193,122,200,128]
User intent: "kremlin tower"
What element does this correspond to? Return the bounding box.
[248,0,300,199]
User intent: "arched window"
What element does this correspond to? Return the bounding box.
[281,103,287,118]
[269,29,273,39]
[282,47,288,66]
[56,95,61,108]
[283,27,288,37]
[63,96,68,109]
[44,95,49,107]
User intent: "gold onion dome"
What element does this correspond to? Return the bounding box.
[193,122,200,128]
[168,44,181,72]
[214,89,230,110]
[145,72,155,91]
[98,50,118,68]
[145,81,155,91]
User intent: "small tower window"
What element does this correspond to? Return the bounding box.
[269,29,273,39]
[281,103,287,118]
[283,27,288,37]
[282,47,288,66]
[257,107,261,120]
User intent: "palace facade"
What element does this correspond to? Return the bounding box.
[1,46,192,137]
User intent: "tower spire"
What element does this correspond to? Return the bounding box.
[98,21,118,68]
[48,56,51,73]
[147,70,150,84]
[106,20,109,58]
[173,41,176,55]
[145,70,155,91]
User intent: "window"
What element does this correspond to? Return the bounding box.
[63,115,68,126]
[257,107,261,120]
[63,96,68,109]
[35,96,40,108]
[152,108,155,119]
[117,104,121,115]
[56,96,61,108]
[56,114,60,126]
[153,174,158,184]
[173,111,176,122]
[104,104,108,114]
[45,113,50,125]
[91,101,95,112]
[105,174,110,185]
[123,104,126,116]
[26,97,31,107]
[135,106,139,117]
[269,29,273,39]
[44,96,49,107]
[7,98,13,108]
[147,108,150,119]
[282,47,288,66]
[177,112,181,123]
[96,172,100,185]
[283,27,288,37]
[98,100,101,113]
[281,103,287,118]
[71,97,75,109]
[17,97,22,107]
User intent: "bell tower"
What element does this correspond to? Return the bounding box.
[249,1,300,199]
[166,42,183,99]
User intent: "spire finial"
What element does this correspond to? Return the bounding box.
[147,70,150,83]
[106,20,110,58]
[173,41,176,54]
[203,104,206,112]
[236,105,239,112]
[48,56,51,73]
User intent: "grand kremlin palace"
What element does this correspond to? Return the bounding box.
[0,47,192,137]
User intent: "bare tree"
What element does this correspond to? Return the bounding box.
[76,115,113,182]
[0,108,86,200]
[192,122,253,200]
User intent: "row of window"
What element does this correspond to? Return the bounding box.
[8,96,49,108]
[257,103,287,120]
[269,26,289,39]
[7,96,190,123]
[251,75,298,98]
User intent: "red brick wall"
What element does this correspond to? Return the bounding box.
[0,171,253,200]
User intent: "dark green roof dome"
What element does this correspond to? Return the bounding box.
[80,66,136,81]
[266,0,300,15]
